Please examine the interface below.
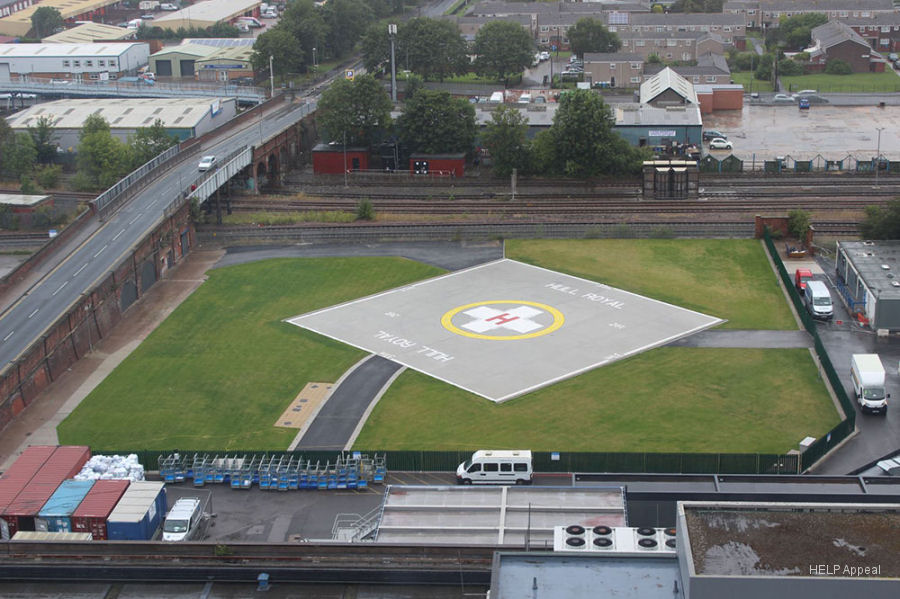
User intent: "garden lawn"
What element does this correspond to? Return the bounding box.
[353,347,840,453]
[781,72,900,93]
[730,71,774,93]
[57,257,444,451]
[506,239,794,329]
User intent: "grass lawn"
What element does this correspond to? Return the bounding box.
[730,71,774,93]
[354,348,840,453]
[57,257,444,451]
[506,239,795,330]
[781,71,900,93]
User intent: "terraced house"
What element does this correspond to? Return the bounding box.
[838,12,900,54]
[724,0,896,29]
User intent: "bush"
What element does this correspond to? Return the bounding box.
[778,59,803,76]
[71,172,99,192]
[825,59,852,75]
[788,209,812,242]
[35,164,62,189]
[356,198,375,221]
[19,175,39,195]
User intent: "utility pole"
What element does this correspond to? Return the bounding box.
[875,126,885,186]
[269,55,274,98]
[389,24,398,102]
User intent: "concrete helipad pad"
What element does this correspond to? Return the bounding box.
[286,259,723,402]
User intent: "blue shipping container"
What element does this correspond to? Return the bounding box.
[106,481,166,541]
[37,479,94,533]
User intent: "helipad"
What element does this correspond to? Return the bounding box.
[286,259,723,402]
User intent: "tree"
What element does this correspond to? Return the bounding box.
[316,74,393,146]
[766,13,827,51]
[651,4,664,13]
[280,0,329,69]
[130,119,179,167]
[670,0,724,12]
[321,0,373,58]
[778,58,803,76]
[787,209,811,242]
[31,6,63,38]
[28,116,58,164]
[3,133,37,180]
[825,59,852,75]
[77,115,133,190]
[0,118,15,176]
[398,89,476,155]
[252,28,305,82]
[481,105,530,177]
[361,21,392,73]
[860,200,900,239]
[567,17,621,58]
[532,89,644,177]
[472,21,534,86]
[399,18,469,82]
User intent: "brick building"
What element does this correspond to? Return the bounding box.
[724,0,896,29]
[583,52,644,88]
[838,13,900,54]
[808,20,886,72]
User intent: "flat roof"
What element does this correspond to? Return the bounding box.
[682,502,900,577]
[838,240,900,301]
[615,103,702,127]
[154,0,261,28]
[0,0,120,36]
[0,43,144,58]
[0,194,50,207]
[492,553,682,599]
[196,45,254,63]
[43,23,135,44]
[375,485,626,546]
[181,37,256,47]
[5,98,224,131]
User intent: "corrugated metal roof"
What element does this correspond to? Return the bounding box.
[6,98,224,131]
[154,0,262,28]
[38,479,94,517]
[71,479,130,518]
[639,67,699,105]
[43,23,135,44]
[0,446,57,510]
[615,103,702,127]
[0,43,145,57]
[108,481,164,522]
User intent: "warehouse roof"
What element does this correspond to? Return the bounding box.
[181,37,256,47]
[0,0,121,36]
[151,43,220,60]
[196,45,254,63]
[5,98,224,130]
[0,42,145,58]
[153,0,262,29]
[838,240,900,301]
[614,103,702,127]
[640,67,699,105]
[44,22,136,44]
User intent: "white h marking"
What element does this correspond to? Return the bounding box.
[460,306,544,334]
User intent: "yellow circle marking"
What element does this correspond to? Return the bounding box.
[441,300,564,341]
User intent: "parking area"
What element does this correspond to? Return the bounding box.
[701,104,900,159]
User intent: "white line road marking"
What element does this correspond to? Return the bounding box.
[129,215,142,225]
[3,331,13,341]
[113,229,126,241]
[28,309,38,319]
[94,245,107,258]
[52,281,68,296]
[74,263,87,277]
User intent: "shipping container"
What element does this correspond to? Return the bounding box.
[0,446,57,540]
[12,530,93,542]
[71,479,130,540]
[36,480,94,533]
[107,481,166,541]
[1,446,90,537]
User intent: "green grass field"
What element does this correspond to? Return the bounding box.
[58,240,837,454]
[507,239,795,330]
[780,71,900,93]
[730,71,774,93]
[353,348,839,453]
[57,258,444,450]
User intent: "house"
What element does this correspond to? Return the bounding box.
[838,13,900,54]
[807,20,885,72]
[618,29,724,62]
[583,52,645,88]
[645,53,732,86]
[609,13,747,50]
[724,0,896,30]
[640,67,699,107]
[443,14,534,43]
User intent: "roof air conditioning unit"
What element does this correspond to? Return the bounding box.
[562,524,587,550]
[590,525,615,550]
[662,527,677,551]
[635,527,660,551]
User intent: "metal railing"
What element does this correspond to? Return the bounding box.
[92,145,180,221]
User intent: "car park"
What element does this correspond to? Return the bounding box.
[772,93,795,103]
[198,155,217,171]
[702,129,726,141]
[708,138,733,150]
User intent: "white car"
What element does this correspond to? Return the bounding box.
[539,51,550,61]
[160,3,178,9]
[198,155,217,171]
[708,138,733,150]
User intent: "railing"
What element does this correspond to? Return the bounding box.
[93,145,180,221]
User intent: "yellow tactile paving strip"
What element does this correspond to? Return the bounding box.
[274,382,333,429]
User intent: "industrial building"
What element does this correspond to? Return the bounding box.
[0,43,150,83]
[43,22,137,44]
[195,45,254,81]
[0,0,121,37]
[152,0,262,32]
[0,0,36,19]
[835,240,900,331]
[614,103,702,147]
[149,43,220,78]
[4,97,237,148]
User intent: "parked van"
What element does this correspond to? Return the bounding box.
[127,18,143,29]
[237,16,263,28]
[851,354,889,415]
[517,93,532,104]
[488,91,504,103]
[162,497,202,542]
[456,450,532,485]
[803,280,833,320]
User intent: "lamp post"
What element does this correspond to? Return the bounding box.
[388,24,398,102]
[269,54,274,97]
[343,130,348,188]
[312,47,317,74]
[875,126,885,185]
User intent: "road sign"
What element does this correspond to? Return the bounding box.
[345,69,354,81]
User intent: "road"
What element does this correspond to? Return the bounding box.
[0,98,316,369]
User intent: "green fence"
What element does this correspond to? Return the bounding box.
[112,448,799,476]
[762,230,856,470]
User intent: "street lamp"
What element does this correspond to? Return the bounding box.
[875,126,885,185]
[269,54,274,97]
[388,24,398,102]
[312,47,317,73]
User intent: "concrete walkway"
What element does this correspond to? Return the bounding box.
[668,329,813,349]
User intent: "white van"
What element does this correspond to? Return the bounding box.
[803,280,833,320]
[518,93,532,104]
[162,497,202,541]
[456,450,533,485]
[488,91,504,103]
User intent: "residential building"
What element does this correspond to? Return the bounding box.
[645,53,732,86]
[583,52,645,88]
[724,0,896,29]
[443,14,534,43]
[609,13,747,50]
[807,20,885,72]
[618,30,725,62]
[838,13,900,53]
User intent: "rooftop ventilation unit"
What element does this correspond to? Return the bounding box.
[882,264,891,270]
[554,527,677,554]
